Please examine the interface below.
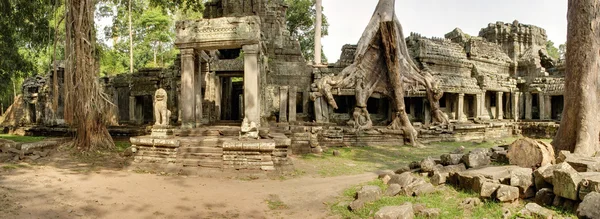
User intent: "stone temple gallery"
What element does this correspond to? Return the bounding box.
[0,0,565,171]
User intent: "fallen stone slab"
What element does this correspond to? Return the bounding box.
[19,139,62,155]
[440,154,463,165]
[552,162,582,200]
[480,182,501,198]
[534,164,556,190]
[388,172,416,187]
[416,208,440,218]
[450,166,520,191]
[510,167,535,198]
[430,172,448,186]
[579,172,600,200]
[507,138,555,168]
[496,185,519,202]
[577,192,600,219]
[535,188,556,207]
[519,203,554,219]
[374,203,414,219]
[349,185,382,211]
[462,150,490,168]
[433,163,466,174]
[420,157,437,173]
[560,151,600,172]
[394,165,411,174]
[385,184,402,197]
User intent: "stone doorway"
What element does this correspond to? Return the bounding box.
[551,95,564,120]
[220,75,244,122]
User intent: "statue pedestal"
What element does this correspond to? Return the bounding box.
[151,125,173,137]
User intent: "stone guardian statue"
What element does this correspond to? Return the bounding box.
[153,88,171,127]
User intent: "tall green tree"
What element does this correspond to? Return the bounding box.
[546,40,560,60]
[284,0,329,62]
[0,0,54,113]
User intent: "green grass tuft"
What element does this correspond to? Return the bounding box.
[0,134,45,143]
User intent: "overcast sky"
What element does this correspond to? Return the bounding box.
[321,0,568,62]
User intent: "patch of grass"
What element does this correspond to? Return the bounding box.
[114,141,131,152]
[266,194,288,210]
[1,164,29,170]
[0,134,45,143]
[331,179,513,219]
[298,137,520,177]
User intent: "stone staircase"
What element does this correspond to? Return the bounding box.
[178,137,225,169]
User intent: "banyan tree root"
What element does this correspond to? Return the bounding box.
[310,0,448,146]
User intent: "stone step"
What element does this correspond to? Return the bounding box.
[181,153,223,159]
[182,159,223,168]
[179,147,223,154]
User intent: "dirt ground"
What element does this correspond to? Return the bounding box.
[0,158,376,219]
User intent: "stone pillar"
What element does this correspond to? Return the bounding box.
[512,92,520,122]
[129,96,135,123]
[314,97,323,122]
[289,86,297,122]
[545,95,552,120]
[243,44,261,126]
[180,48,196,128]
[475,93,482,119]
[279,86,288,123]
[112,88,119,122]
[496,92,503,120]
[215,76,222,120]
[424,100,431,125]
[457,93,465,122]
[314,0,322,64]
[539,94,546,120]
[195,61,203,127]
[525,92,532,120]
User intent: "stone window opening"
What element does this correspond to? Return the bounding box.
[439,95,447,108]
[296,92,304,114]
[490,92,497,107]
[333,95,355,114]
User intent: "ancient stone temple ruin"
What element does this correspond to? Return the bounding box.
[0,0,566,171]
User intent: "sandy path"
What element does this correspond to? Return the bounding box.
[0,165,376,219]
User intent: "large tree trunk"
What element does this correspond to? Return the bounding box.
[65,0,114,151]
[310,0,447,146]
[552,0,600,155]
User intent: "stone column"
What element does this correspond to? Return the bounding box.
[525,92,532,120]
[215,76,222,120]
[194,61,204,126]
[180,48,196,128]
[279,86,288,123]
[314,0,322,64]
[457,93,465,122]
[475,93,482,119]
[512,92,520,122]
[129,96,135,123]
[545,95,552,120]
[539,94,546,120]
[289,86,297,122]
[314,97,323,122]
[112,88,119,122]
[496,92,503,120]
[243,44,261,126]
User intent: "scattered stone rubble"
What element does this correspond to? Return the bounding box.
[0,138,63,161]
[363,137,600,218]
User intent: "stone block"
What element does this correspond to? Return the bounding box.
[462,152,490,168]
[388,172,415,187]
[394,165,411,174]
[535,188,555,207]
[496,185,519,202]
[534,164,555,190]
[374,203,414,219]
[552,162,582,200]
[385,184,402,197]
[579,172,600,200]
[431,172,448,186]
[480,182,501,198]
[420,157,437,173]
[519,203,554,219]
[577,192,600,219]
[441,154,464,165]
[510,167,535,198]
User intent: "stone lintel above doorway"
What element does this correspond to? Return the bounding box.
[175,16,261,50]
